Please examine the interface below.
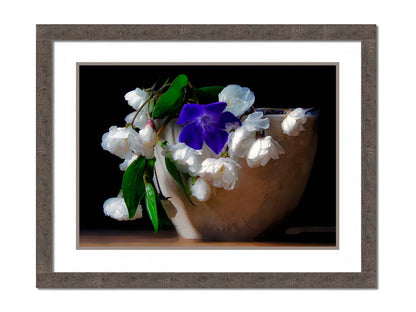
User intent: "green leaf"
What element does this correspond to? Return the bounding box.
[156,195,174,229]
[165,157,195,206]
[152,74,189,118]
[146,157,156,181]
[122,156,147,219]
[144,180,158,232]
[171,74,189,89]
[195,86,224,103]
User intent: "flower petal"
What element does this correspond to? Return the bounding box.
[179,121,204,150]
[289,108,307,119]
[243,111,270,131]
[202,102,227,116]
[203,128,229,154]
[177,103,205,125]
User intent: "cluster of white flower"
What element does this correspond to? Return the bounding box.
[101,118,156,168]
[167,110,283,202]
[101,83,311,217]
[101,88,156,221]
[162,84,309,203]
[228,111,285,168]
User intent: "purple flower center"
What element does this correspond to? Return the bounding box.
[177,102,241,154]
[199,115,213,128]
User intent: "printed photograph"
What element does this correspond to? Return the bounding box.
[78,64,337,248]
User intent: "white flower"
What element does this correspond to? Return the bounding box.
[125,111,148,130]
[164,143,204,176]
[281,108,309,136]
[137,122,157,159]
[124,88,149,111]
[242,111,270,131]
[246,136,285,168]
[228,111,270,158]
[199,157,241,190]
[189,177,211,202]
[101,126,137,159]
[125,128,143,155]
[101,122,157,160]
[219,84,255,117]
[119,154,138,171]
[228,127,256,158]
[102,122,156,160]
[103,197,142,221]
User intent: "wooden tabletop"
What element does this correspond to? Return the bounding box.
[79,230,335,249]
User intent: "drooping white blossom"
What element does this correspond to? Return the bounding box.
[125,110,148,130]
[101,126,138,159]
[137,121,157,159]
[242,111,270,131]
[199,157,241,190]
[228,127,256,158]
[124,88,149,110]
[281,108,309,136]
[246,136,285,168]
[103,196,142,221]
[189,177,212,202]
[164,143,204,176]
[218,84,255,117]
[119,154,138,171]
[228,111,270,158]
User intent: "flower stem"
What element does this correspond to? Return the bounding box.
[187,82,199,104]
[147,100,151,119]
[158,82,171,92]
[130,93,154,127]
[156,114,174,137]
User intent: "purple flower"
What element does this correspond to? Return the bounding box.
[178,102,241,154]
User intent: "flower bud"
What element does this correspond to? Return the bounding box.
[138,121,157,159]
[190,177,211,202]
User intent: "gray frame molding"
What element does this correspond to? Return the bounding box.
[36,24,377,288]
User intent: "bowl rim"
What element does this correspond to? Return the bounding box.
[249,108,320,117]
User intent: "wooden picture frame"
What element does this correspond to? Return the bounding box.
[36,24,377,288]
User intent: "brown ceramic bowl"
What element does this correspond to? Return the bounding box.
[155,110,319,241]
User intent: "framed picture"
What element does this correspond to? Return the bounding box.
[77,63,337,248]
[36,24,377,288]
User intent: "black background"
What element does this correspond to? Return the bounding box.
[79,65,336,243]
